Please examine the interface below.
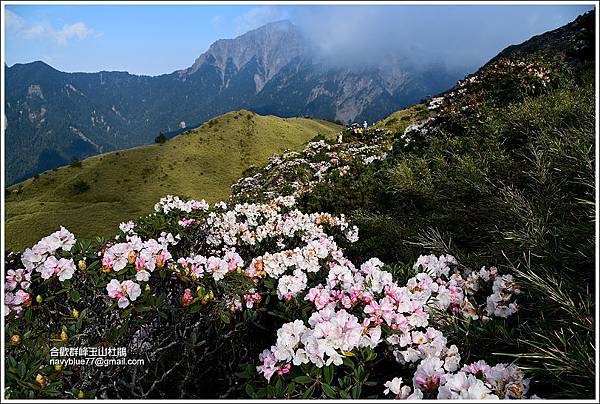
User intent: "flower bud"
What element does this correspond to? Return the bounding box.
[78,390,85,399]
[145,284,150,292]
[78,259,87,270]
[54,364,62,372]
[127,251,137,264]
[35,374,46,388]
[60,330,68,343]
[36,295,43,304]
[10,335,21,345]
[22,293,32,307]
[72,308,79,319]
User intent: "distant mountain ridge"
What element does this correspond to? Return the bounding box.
[486,11,595,69]
[4,20,463,184]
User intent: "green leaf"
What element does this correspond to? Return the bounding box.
[322,383,337,398]
[87,260,99,271]
[293,375,312,384]
[301,384,315,399]
[354,365,365,381]
[18,361,26,378]
[255,387,267,399]
[275,378,283,394]
[70,290,81,302]
[339,389,351,399]
[220,314,231,324]
[324,365,334,385]
[342,357,355,369]
[351,384,362,398]
[189,304,202,313]
[244,383,255,397]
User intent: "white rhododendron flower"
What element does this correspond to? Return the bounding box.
[119,220,136,234]
[383,377,403,395]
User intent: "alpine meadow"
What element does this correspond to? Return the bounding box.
[3,3,598,402]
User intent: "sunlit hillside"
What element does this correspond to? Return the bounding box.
[5,110,340,249]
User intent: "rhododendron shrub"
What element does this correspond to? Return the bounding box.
[4,192,532,399]
[230,135,392,208]
[240,246,529,399]
[4,196,371,399]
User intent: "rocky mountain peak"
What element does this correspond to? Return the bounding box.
[181,20,306,91]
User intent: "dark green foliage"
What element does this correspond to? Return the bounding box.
[308,133,331,144]
[70,179,90,195]
[154,132,167,144]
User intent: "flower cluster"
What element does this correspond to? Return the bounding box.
[383,359,532,399]
[412,254,520,321]
[20,227,77,281]
[486,274,520,318]
[397,118,435,149]
[256,253,525,397]
[175,250,244,282]
[139,196,361,314]
[426,57,556,120]
[198,198,357,252]
[4,288,32,317]
[100,232,180,309]
[154,194,210,214]
[230,133,392,203]
[102,234,175,282]
[6,227,77,316]
[243,290,262,308]
[106,279,142,309]
[119,221,136,235]
[257,308,377,381]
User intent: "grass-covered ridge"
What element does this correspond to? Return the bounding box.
[5,111,341,250]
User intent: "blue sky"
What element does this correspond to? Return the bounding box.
[4,3,595,76]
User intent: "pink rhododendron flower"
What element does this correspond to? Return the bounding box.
[182,288,194,306]
[106,279,142,309]
[6,268,31,291]
[40,256,76,281]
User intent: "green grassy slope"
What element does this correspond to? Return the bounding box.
[372,103,431,132]
[5,110,340,250]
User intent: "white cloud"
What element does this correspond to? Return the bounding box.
[234,6,290,34]
[55,22,99,46]
[5,9,25,31]
[5,9,100,46]
[211,15,223,27]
